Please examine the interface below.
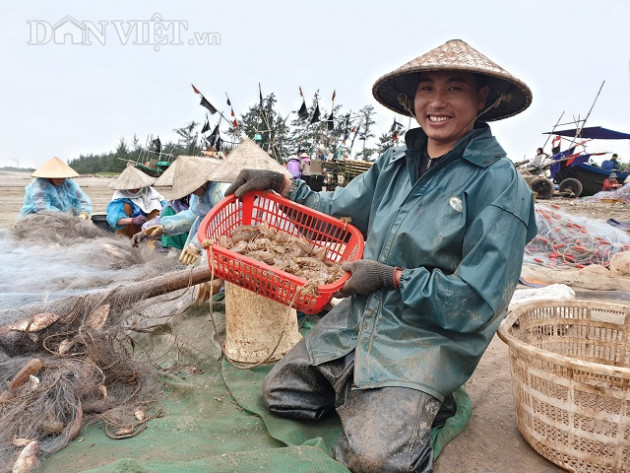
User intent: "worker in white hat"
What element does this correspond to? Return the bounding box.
[19,157,92,219]
[225,39,538,472]
[106,164,165,238]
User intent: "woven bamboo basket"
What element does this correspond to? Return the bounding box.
[497,300,630,473]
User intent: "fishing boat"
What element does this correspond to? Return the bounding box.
[544,126,629,196]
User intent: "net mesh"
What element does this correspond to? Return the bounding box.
[0,212,194,471]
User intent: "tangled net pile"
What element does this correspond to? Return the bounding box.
[14,212,108,244]
[583,182,630,204]
[524,204,630,268]
[0,213,193,472]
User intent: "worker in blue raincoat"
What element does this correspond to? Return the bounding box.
[106,165,165,238]
[19,157,92,219]
[225,39,537,473]
[131,156,229,302]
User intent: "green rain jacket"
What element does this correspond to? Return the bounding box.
[288,123,538,401]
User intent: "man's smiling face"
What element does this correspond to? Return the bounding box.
[414,70,489,155]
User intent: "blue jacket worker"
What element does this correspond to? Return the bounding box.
[19,157,92,220]
[106,165,165,238]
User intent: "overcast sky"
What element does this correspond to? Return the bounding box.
[1,0,629,170]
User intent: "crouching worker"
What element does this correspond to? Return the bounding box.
[131,156,228,303]
[224,39,538,473]
[19,157,92,220]
[138,196,191,252]
[106,165,164,238]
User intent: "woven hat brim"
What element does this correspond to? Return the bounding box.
[153,160,176,188]
[164,156,223,200]
[372,39,532,122]
[373,70,532,122]
[210,137,291,182]
[108,166,156,190]
[32,157,79,178]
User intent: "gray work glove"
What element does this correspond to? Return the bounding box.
[131,225,163,248]
[224,169,286,198]
[131,215,148,226]
[334,260,396,298]
[131,231,146,248]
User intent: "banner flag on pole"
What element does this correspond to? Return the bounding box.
[200,96,217,114]
[327,112,334,131]
[201,119,210,134]
[310,102,321,124]
[298,100,309,120]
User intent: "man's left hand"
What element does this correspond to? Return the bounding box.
[334,260,398,298]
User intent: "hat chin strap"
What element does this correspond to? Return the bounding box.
[397,93,415,117]
[475,91,512,122]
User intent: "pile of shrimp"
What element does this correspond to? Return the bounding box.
[212,223,345,286]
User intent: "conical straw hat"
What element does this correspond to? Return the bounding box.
[372,39,532,121]
[153,158,178,188]
[166,155,223,200]
[211,137,291,182]
[32,157,79,178]
[108,164,156,190]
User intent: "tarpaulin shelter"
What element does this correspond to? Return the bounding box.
[542,126,629,196]
[543,126,630,140]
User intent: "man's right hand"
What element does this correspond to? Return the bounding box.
[224,169,288,198]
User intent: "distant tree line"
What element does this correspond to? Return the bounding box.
[63,93,407,175]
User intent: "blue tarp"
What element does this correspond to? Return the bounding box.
[543,126,630,140]
[548,147,601,179]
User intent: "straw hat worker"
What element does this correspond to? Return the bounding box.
[131,156,229,302]
[19,157,92,220]
[106,164,165,238]
[225,39,538,473]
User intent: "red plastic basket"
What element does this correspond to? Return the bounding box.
[198,190,364,314]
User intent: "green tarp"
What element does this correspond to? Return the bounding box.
[39,299,471,473]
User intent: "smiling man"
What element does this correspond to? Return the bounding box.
[226,38,538,473]
[414,71,488,156]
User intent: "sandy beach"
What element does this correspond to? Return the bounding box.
[1,170,629,472]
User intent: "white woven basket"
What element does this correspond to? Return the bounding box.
[498,300,630,473]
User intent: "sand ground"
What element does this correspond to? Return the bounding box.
[1,170,629,472]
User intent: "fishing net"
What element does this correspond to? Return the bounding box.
[0,212,199,471]
[524,204,630,268]
[13,212,108,244]
[582,182,630,203]
[2,212,181,311]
